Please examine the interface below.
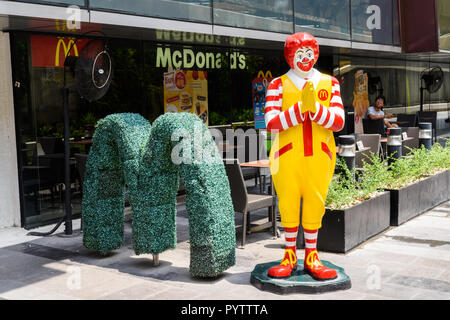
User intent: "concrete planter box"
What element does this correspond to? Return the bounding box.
[297,191,391,253]
[387,169,450,226]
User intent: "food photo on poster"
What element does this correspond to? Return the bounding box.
[164,69,209,124]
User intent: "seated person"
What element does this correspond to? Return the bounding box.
[365,96,398,128]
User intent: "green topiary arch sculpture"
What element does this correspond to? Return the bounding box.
[82,112,236,278]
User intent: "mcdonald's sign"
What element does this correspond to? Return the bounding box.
[31,35,90,68]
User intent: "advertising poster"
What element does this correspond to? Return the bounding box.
[352,70,370,134]
[164,70,208,125]
[252,71,273,129]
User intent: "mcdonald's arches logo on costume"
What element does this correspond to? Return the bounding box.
[318,89,329,101]
[31,35,90,68]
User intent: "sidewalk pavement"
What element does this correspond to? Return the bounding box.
[0,199,449,300]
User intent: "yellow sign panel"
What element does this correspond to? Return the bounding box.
[163,70,208,125]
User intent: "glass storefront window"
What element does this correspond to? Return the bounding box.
[213,0,293,34]
[351,0,398,45]
[336,55,407,116]
[294,0,350,40]
[10,0,85,5]
[89,0,211,23]
[438,0,450,51]
[12,33,72,228]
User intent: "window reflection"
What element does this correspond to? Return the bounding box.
[89,0,211,23]
[438,0,450,50]
[9,0,85,5]
[294,0,350,40]
[213,0,293,33]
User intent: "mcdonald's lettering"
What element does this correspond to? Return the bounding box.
[31,35,89,68]
[318,89,329,101]
[156,46,246,70]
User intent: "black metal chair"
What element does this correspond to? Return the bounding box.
[363,118,386,137]
[396,113,417,127]
[401,127,419,156]
[74,153,88,194]
[354,133,382,167]
[223,158,277,248]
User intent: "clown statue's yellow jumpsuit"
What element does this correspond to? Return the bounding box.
[264,32,345,280]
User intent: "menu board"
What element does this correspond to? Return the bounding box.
[163,70,208,125]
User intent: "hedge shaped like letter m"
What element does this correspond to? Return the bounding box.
[82,112,236,278]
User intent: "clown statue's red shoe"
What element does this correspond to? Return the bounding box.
[268,226,298,278]
[304,248,337,281]
[267,248,297,278]
[303,229,337,280]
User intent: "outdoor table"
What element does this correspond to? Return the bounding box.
[240,159,271,193]
[39,153,76,166]
[70,139,93,153]
[69,139,93,145]
[240,159,269,168]
[336,146,371,154]
[380,136,414,144]
[23,165,51,170]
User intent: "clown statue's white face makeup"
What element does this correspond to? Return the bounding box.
[293,46,316,78]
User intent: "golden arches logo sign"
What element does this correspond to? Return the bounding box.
[31,35,89,68]
[55,38,79,67]
[257,71,273,79]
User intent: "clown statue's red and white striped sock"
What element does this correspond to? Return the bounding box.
[267,226,299,278]
[284,226,298,254]
[303,229,337,280]
[304,228,318,250]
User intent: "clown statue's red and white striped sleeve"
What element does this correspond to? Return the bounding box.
[310,76,345,132]
[264,77,304,133]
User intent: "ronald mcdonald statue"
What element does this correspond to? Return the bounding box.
[265,32,345,280]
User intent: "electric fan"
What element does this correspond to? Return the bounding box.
[73,39,112,102]
[420,66,443,112]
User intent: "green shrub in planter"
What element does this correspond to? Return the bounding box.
[386,142,450,189]
[83,112,236,278]
[326,140,450,209]
[384,141,450,225]
[325,153,389,210]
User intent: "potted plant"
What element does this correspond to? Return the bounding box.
[38,124,53,137]
[297,155,391,253]
[81,112,98,139]
[384,142,450,226]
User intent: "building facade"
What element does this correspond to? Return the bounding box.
[0,0,449,229]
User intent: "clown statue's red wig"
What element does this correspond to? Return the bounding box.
[284,32,320,69]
